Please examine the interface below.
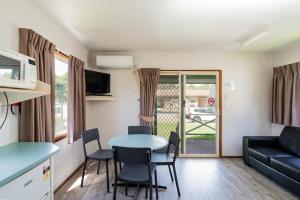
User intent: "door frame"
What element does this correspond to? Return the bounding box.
[160,70,222,157]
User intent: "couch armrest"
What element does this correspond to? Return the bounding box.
[243,136,279,165]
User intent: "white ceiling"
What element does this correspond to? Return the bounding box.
[34,0,300,52]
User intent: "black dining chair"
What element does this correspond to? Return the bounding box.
[128,126,151,135]
[80,128,113,193]
[112,146,158,200]
[151,131,181,197]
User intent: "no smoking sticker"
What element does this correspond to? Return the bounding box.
[208,97,215,105]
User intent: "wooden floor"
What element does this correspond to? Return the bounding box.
[55,158,299,200]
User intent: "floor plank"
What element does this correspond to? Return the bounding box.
[55,158,299,200]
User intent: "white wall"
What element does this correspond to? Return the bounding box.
[270,40,300,136]
[88,51,273,156]
[86,68,140,146]
[0,0,88,190]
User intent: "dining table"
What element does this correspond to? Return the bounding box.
[108,134,168,150]
[108,134,169,191]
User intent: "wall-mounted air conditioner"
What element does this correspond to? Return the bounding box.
[96,55,133,69]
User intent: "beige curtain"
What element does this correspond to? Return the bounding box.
[19,28,56,142]
[272,63,300,127]
[68,56,86,143]
[138,68,160,129]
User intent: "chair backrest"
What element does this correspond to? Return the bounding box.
[81,128,101,156]
[112,146,152,182]
[128,126,151,135]
[113,146,151,165]
[167,131,180,163]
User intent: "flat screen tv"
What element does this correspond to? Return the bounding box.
[85,70,110,95]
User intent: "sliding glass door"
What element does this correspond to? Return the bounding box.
[154,74,180,141]
[182,73,219,156]
[155,71,221,157]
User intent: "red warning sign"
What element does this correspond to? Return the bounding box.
[208,97,215,105]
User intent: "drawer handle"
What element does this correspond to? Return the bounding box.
[24,179,33,188]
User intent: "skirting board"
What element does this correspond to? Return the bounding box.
[221,156,243,158]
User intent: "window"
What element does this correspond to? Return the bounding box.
[54,51,68,141]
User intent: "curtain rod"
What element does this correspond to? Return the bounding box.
[55,49,69,57]
[55,49,69,61]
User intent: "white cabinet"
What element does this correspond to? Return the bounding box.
[0,159,51,200]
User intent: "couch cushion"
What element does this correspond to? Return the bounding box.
[248,147,295,165]
[271,157,300,182]
[279,126,300,156]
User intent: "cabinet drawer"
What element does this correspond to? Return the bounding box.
[0,159,51,200]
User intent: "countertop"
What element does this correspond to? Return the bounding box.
[0,142,59,187]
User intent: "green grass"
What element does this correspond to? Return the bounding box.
[186,134,216,140]
[156,121,216,141]
[185,122,216,135]
[156,122,177,138]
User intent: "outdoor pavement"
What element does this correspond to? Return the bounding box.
[186,138,216,154]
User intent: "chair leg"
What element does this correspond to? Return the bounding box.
[119,162,122,171]
[145,185,148,199]
[106,159,110,193]
[113,179,117,200]
[150,182,153,200]
[172,164,181,197]
[168,165,174,182]
[97,161,101,174]
[154,170,158,200]
[125,184,128,196]
[134,185,140,200]
[80,158,87,187]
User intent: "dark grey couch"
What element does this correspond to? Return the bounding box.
[243,126,300,195]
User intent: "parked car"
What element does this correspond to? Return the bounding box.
[186,107,216,122]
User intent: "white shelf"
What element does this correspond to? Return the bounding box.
[0,81,51,105]
[86,96,114,101]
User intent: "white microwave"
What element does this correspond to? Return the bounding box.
[0,47,37,89]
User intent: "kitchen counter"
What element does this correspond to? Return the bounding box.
[0,142,59,187]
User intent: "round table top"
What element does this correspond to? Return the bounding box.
[108,134,168,150]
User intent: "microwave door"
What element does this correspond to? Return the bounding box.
[0,55,21,87]
[0,65,21,80]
